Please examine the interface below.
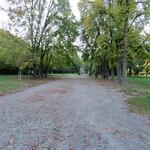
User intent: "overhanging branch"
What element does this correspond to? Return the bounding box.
[129,13,143,28]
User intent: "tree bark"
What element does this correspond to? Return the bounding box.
[89,61,93,76]
[110,67,114,80]
[122,0,130,85]
[44,54,49,78]
[39,53,45,78]
[104,59,109,79]
[32,64,37,79]
[117,49,122,84]
[128,67,132,77]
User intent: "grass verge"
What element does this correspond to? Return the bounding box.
[123,76,150,116]
[128,96,150,115]
[97,76,150,116]
[0,74,81,96]
[0,75,50,96]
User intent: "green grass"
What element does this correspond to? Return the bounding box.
[128,76,150,87]
[124,76,150,115]
[0,74,81,95]
[0,75,28,94]
[128,96,150,114]
[0,75,48,95]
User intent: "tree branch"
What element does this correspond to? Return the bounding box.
[129,13,143,28]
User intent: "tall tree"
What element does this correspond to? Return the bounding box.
[6,0,79,77]
[79,0,150,84]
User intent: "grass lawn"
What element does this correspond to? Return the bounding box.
[124,76,150,115]
[0,75,50,95]
[0,73,81,96]
[97,76,150,116]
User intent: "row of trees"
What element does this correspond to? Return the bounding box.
[79,0,150,84]
[0,28,80,75]
[1,0,149,83]
[0,29,30,74]
[3,0,80,77]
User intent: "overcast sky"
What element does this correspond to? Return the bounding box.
[69,0,80,20]
[0,0,9,26]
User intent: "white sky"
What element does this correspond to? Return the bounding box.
[0,0,9,27]
[69,0,80,20]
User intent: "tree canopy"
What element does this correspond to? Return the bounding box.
[0,29,30,73]
[79,0,150,84]
[3,0,80,77]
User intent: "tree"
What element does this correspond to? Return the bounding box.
[78,0,150,84]
[6,0,80,77]
[0,29,30,75]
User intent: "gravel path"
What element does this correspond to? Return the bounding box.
[0,78,150,150]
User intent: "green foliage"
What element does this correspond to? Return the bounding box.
[5,0,80,76]
[79,0,150,81]
[0,29,30,70]
[1,0,149,78]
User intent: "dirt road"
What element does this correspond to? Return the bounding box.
[0,78,150,149]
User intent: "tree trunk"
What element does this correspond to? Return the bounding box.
[18,68,22,80]
[128,67,132,77]
[110,67,114,80]
[102,56,109,79]
[39,54,45,78]
[44,54,49,78]
[99,65,102,77]
[32,64,37,79]
[104,59,109,79]
[122,0,130,85]
[89,61,93,76]
[117,50,122,84]
[94,65,99,79]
